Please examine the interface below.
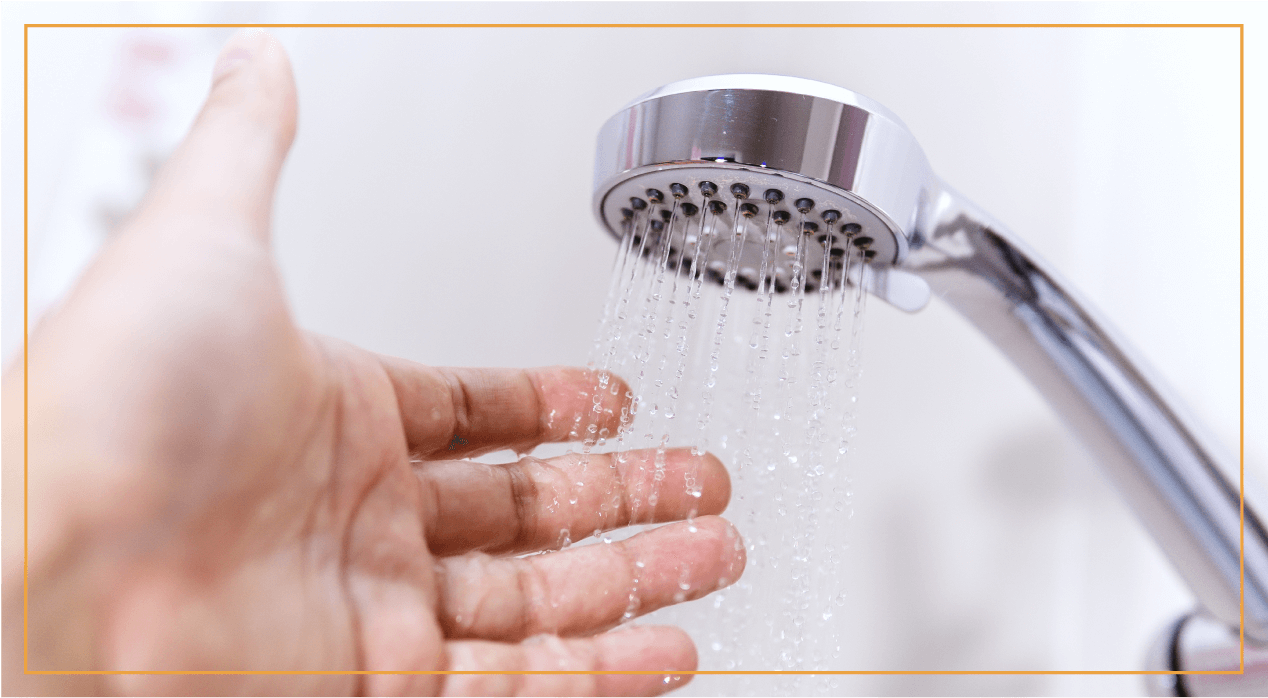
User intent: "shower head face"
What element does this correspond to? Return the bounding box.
[593,75,936,291]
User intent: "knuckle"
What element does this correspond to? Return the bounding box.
[506,458,542,548]
[510,557,552,638]
[444,371,475,442]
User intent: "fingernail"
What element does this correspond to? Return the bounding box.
[211,29,266,84]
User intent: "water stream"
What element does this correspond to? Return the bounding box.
[572,207,872,693]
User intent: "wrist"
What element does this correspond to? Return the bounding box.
[3,361,107,692]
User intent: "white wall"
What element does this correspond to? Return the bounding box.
[3,2,1265,695]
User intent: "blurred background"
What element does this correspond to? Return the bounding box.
[2,2,1264,695]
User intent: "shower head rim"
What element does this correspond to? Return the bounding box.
[620,73,912,133]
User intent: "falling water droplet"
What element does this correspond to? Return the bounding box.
[588,178,872,682]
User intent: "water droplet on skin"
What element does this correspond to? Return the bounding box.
[673,592,686,603]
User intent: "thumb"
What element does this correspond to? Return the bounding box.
[136,29,298,243]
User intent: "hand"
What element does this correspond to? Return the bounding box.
[1,30,744,696]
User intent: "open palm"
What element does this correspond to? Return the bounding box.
[4,31,742,696]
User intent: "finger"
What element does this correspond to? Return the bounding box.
[420,447,731,556]
[441,626,695,697]
[436,517,745,641]
[132,29,297,243]
[375,359,630,458]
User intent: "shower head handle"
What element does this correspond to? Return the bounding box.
[908,182,1268,642]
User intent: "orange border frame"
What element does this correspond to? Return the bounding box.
[20,22,1246,679]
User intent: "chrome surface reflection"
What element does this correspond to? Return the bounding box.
[592,74,1263,674]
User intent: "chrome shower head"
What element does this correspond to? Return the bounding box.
[591,73,1268,684]
[593,74,934,309]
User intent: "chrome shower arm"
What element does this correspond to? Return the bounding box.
[904,183,1268,641]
